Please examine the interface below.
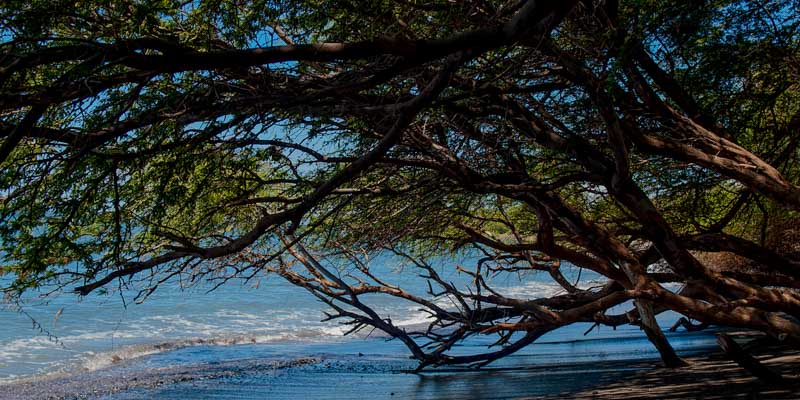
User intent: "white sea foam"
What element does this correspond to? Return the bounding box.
[393,312,436,328]
[0,336,68,364]
[1,311,320,383]
[0,332,300,385]
[0,308,364,385]
[318,324,352,337]
[73,333,294,373]
[495,280,565,299]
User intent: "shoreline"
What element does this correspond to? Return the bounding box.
[5,351,799,400]
[11,350,799,400]
[0,345,659,399]
[5,330,796,399]
[0,357,322,400]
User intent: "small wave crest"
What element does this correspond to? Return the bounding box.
[74,331,326,373]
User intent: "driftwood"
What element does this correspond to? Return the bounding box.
[717,333,785,384]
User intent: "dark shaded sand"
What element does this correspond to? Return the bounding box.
[544,348,800,399]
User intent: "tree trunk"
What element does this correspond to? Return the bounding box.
[717,333,785,383]
[636,299,688,367]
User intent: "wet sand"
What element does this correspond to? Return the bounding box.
[104,358,646,400]
[1,357,320,400]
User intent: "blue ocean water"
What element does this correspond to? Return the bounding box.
[0,258,718,384]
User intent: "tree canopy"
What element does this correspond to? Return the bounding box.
[2,0,800,368]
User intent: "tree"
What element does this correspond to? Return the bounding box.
[1,0,800,369]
